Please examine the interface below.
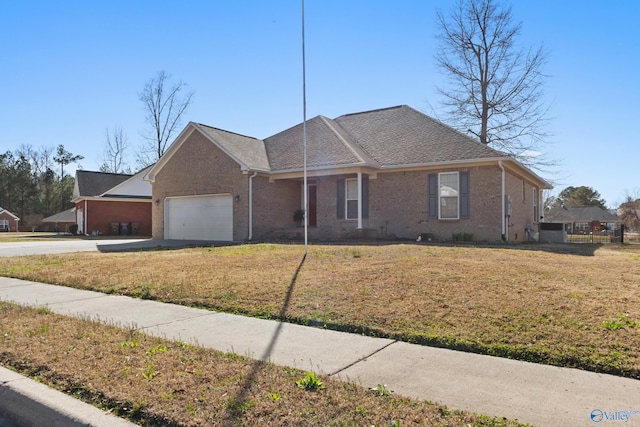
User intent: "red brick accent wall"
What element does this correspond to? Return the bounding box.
[76,200,151,236]
[0,211,18,232]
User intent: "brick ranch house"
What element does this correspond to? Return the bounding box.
[144,105,551,242]
[0,207,20,232]
[72,167,152,236]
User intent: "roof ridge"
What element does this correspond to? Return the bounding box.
[335,105,406,119]
[318,117,364,162]
[77,170,132,177]
[319,116,380,167]
[195,123,261,141]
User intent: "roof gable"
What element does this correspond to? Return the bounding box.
[146,122,269,182]
[0,207,20,220]
[194,123,270,172]
[103,165,152,198]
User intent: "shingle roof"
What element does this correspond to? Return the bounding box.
[196,123,270,171]
[264,116,379,171]
[42,207,76,223]
[151,105,547,187]
[546,205,620,222]
[75,170,132,197]
[262,105,507,171]
[334,105,508,166]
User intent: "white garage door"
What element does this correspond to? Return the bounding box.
[165,194,233,241]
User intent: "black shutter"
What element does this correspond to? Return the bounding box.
[460,171,470,218]
[362,175,369,218]
[337,178,345,219]
[428,174,437,219]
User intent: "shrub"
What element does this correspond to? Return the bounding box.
[452,232,473,242]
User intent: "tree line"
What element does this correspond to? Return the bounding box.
[0,145,83,230]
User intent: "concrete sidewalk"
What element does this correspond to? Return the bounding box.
[1,277,639,427]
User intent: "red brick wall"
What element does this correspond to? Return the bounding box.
[0,211,18,232]
[76,200,151,236]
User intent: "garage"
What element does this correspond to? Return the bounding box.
[165,194,233,241]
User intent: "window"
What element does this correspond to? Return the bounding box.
[0,219,7,230]
[345,178,358,220]
[533,188,539,223]
[439,172,459,219]
[428,171,469,220]
[337,176,369,220]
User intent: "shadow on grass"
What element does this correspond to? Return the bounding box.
[272,239,606,256]
[96,239,240,253]
[221,251,307,423]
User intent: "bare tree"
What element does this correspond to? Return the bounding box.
[138,71,194,167]
[435,0,552,171]
[100,127,131,174]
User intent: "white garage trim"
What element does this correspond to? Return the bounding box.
[164,194,233,241]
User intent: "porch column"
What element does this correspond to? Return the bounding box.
[357,172,363,229]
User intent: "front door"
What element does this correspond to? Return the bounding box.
[308,185,317,227]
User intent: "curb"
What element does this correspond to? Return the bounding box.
[0,366,136,427]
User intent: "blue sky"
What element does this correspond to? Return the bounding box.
[1,1,638,207]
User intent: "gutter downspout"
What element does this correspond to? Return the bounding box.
[248,171,258,241]
[84,199,88,236]
[498,161,506,241]
[357,171,363,229]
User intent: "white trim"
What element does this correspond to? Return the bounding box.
[533,187,539,224]
[438,171,460,220]
[72,196,152,204]
[0,208,20,221]
[248,171,257,240]
[345,178,359,220]
[100,165,153,197]
[357,172,363,229]
[499,161,506,240]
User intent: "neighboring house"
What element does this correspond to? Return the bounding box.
[145,105,551,242]
[72,167,153,236]
[41,207,77,232]
[545,205,621,234]
[0,207,20,232]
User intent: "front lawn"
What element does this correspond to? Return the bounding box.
[2,242,639,376]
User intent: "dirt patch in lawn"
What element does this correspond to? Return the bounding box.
[0,302,526,426]
[2,242,640,376]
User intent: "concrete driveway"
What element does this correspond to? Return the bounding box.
[0,239,220,257]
